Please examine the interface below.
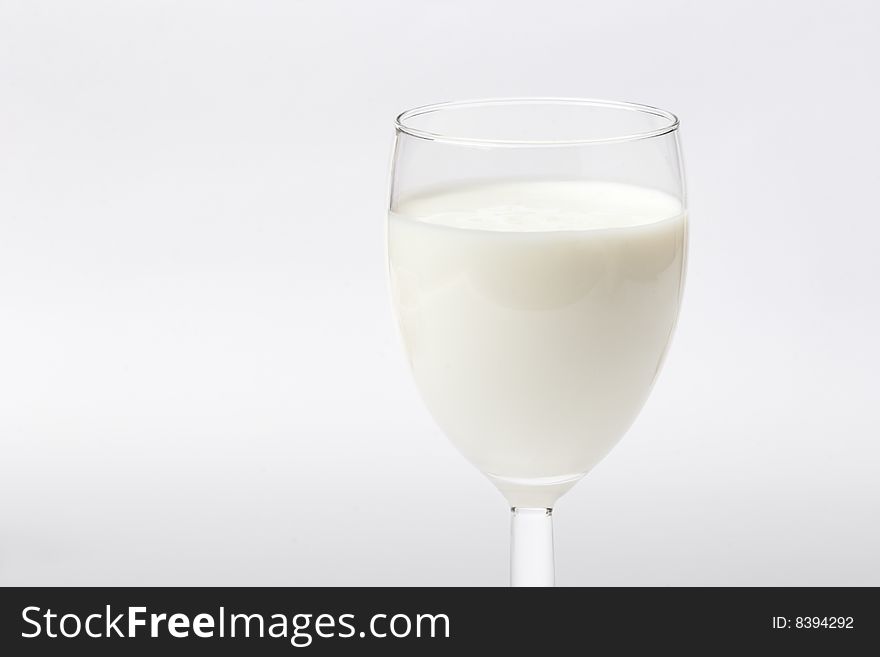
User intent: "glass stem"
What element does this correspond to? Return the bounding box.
[510,507,555,587]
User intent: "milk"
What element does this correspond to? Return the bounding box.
[388,181,687,507]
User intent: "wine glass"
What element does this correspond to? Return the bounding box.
[387,99,687,586]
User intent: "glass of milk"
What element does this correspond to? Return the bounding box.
[387,99,687,586]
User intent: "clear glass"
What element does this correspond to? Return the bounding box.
[387,98,687,586]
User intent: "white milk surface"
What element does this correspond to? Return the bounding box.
[389,180,687,507]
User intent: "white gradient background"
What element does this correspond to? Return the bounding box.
[1,0,878,586]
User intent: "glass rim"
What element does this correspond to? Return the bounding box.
[395,97,680,147]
